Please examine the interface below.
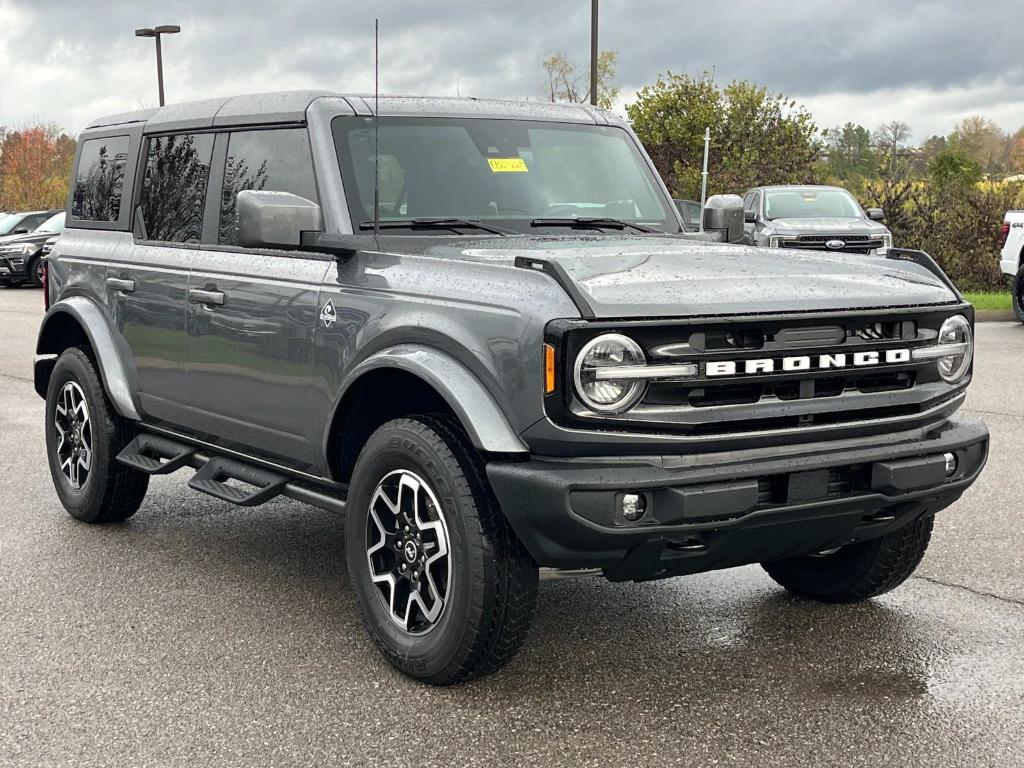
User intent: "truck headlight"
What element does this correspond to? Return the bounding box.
[574,333,647,413]
[878,234,893,253]
[911,315,973,383]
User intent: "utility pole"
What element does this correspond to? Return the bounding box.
[135,25,181,106]
[699,128,711,232]
[590,0,598,106]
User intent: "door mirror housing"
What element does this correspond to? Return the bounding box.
[703,194,746,244]
[237,190,323,249]
[866,207,885,222]
[12,226,28,235]
[743,209,757,223]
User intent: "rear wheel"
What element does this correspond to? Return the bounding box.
[45,347,149,523]
[1013,265,1024,324]
[761,515,933,602]
[345,416,538,685]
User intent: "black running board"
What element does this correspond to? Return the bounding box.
[188,456,287,506]
[116,433,346,513]
[117,434,196,474]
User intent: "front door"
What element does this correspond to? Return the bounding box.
[179,127,328,471]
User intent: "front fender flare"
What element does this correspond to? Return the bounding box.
[335,344,528,454]
[34,297,140,420]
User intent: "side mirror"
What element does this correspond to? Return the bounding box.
[743,209,757,223]
[12,226,28,235]
[237,190,322,248]
[703,194,746,244]
[866,208,885,222]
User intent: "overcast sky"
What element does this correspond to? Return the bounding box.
[2,0,1023,142]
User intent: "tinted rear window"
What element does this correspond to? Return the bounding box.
[140,133,215,243]
[71,136,130,222]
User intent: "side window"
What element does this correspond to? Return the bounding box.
[71,136,130,222]
[750,192,761,218]
[218,128,318,246]
[140,133,215,243]
[743,192,755,211]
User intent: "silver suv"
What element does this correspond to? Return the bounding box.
[35,92,987,684]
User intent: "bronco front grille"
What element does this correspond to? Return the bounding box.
[547,307,970,443]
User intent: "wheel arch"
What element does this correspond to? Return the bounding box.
[34,297,140,420]
[324,345,528,483]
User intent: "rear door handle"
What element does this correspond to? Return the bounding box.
[106,277,135,293]
[188,288,226,307]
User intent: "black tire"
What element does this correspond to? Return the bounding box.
[761,515,933,603]
[1013,265,1024,325]
[28,256,44,288]
[345,416,538,685]
[45,347,149,523]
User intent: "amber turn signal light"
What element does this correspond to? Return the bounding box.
[544,343,556,394]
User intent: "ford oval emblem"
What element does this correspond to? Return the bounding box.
[825,239,846,250]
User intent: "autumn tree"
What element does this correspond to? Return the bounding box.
[0,124,76,210]
[949,115,1009,176]
[543,50,619,110]
[627,71,821,199]
[872,121,912,177]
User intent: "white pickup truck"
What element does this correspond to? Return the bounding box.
[999,211,1024,322]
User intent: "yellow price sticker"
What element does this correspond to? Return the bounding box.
[487,157,528,173]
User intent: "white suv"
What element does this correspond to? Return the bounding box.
[998,211,1024,322]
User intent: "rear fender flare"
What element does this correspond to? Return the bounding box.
[34,296,139,420]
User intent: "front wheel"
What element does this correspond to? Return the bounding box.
[761,515,933,603]
[1013,265,1024,324]
[29,256,44,288]
[345,416,538,685]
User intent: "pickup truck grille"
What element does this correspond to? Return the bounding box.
[780,234,884,255]
[551,308,970,444]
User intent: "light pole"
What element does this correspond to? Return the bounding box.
[135,25,180,107]
[589,0,598,106]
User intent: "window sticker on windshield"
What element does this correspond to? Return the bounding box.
[487,157,528,173]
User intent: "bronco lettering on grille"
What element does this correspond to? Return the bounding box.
[705,348,911,378]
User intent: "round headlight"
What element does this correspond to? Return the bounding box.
[936,315,973,383]
[573,333,647,413]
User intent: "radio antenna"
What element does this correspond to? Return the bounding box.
[373,18,380,238]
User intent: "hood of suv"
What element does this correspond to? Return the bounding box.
[0,229,56,247]
[453,235,955,318]
[766,217,890,235]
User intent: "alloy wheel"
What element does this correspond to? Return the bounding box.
[54,381,92,490]
[365,469,452,635]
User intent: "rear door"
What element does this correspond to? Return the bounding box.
[108,131,215,425]
[182,127,328,471]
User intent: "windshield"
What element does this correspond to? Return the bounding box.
[764,189,863,220]
[37,212,65,234]
[0,214,26,235]
[333,116,678,234]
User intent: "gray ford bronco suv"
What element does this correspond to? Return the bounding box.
[37,91,988,685]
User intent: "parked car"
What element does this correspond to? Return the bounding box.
[743,185,893,254]
[998,211,1024,322]
[37,92,987,685]
[0,209,61,238]
[0,211,64,287]
[674,198,702,231]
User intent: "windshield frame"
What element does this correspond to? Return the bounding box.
[331,115,681,236]
[763,187,866,221]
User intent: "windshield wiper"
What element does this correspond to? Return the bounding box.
[358,218,516,235]
[530,217,656,233]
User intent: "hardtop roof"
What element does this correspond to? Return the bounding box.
[85,91,621,133]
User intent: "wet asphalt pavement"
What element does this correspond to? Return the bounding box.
[0,287,1022,767]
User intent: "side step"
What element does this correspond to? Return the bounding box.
[117,434,196,475]
[187,456,288,507]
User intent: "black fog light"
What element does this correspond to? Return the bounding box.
[621,493,647,522]
[943,452,958,477]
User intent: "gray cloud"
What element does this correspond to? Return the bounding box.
[2,0,1023,138]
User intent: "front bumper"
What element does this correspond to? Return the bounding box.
[487,415,988,582]
[0,255,30,280]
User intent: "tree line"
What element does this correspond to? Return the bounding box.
[0,125,76,212]
[546,55,1019,292]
